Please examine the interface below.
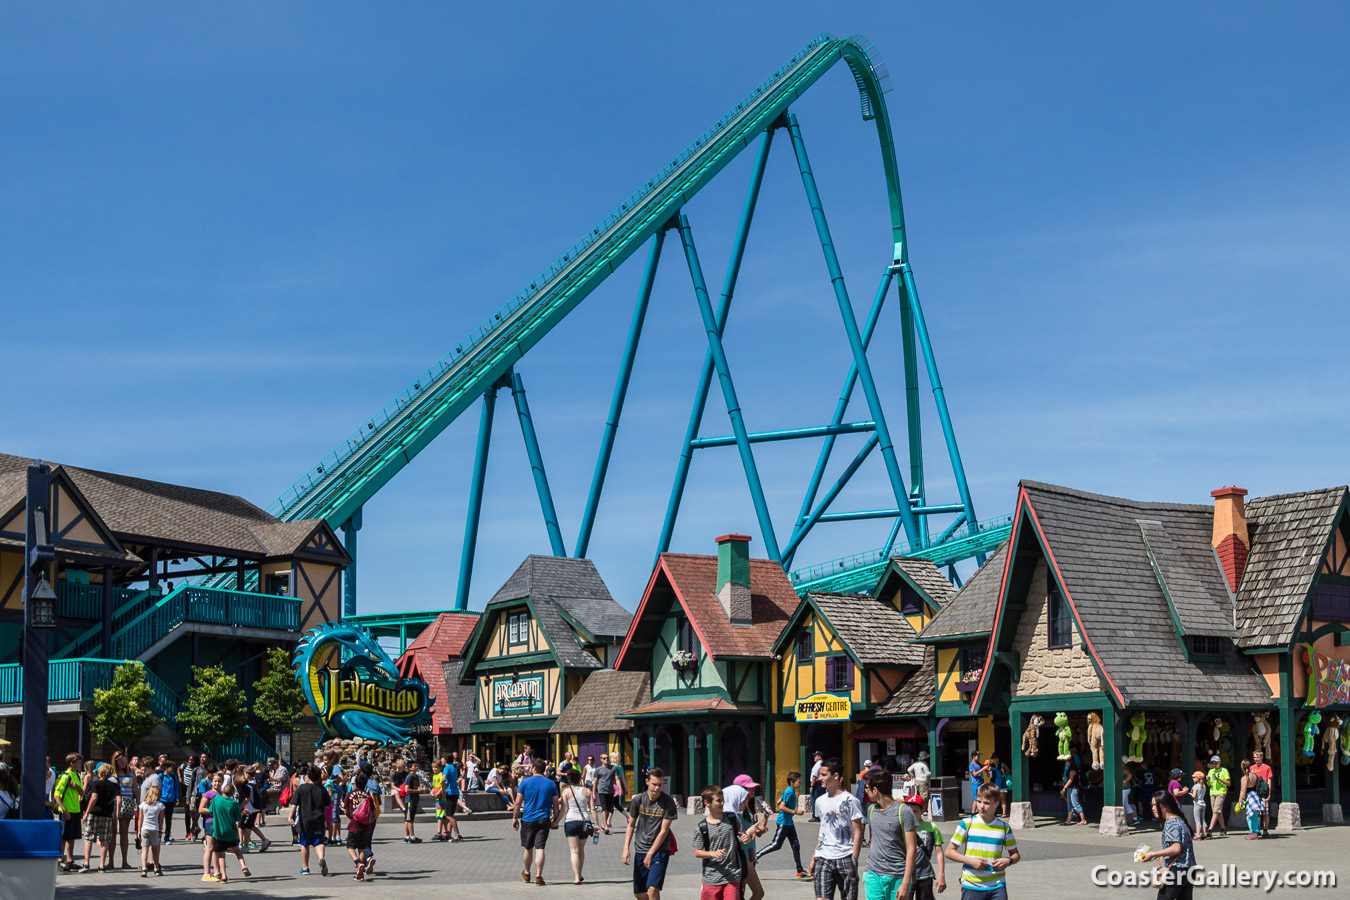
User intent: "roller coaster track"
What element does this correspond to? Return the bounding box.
[244,33,995,605]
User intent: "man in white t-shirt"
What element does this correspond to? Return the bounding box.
[808,757,863,900]
[808,751,824,822]
[908,750,932,802]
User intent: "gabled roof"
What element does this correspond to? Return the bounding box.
[548,669,650,735]
[914,541,1008,643]
[781,591,926,668]
[0,466,141,566]
[0,452,340,561]
[874,557,954,611]
[615,552,798,667]
[975,482,1270,709]
[467,556,630,672]
[875,649,936,717]
[1236,487,1346,648]
[1136,519,1237,639]
[397,613,479,735]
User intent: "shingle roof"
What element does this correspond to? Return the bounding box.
[620,697,765,716]
[875,649,935,717]
[1017,481,1270,706]
[914,541,1008,642]
[0,452,339,560]
[440,658,477,736]
[247,522,324,558]
[806,591,926,667]
[888,558,956,606]
[1236,488,1345,647]
[548,670,650,735]
[397,614,479,735]
[484,556,631,670]
[657,553,799,659]
[0,472,24,521]
[1136,520,1237,639]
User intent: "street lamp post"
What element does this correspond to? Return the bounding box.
[22,461,54,820]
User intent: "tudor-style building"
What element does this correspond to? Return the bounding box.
[0,452,349,761]
[613,534,797,799]
[971,481,1350,829]
[395,611,481,759]
[458,556,631,767]
[770,557,951,793]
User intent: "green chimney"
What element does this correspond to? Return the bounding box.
[716,534,752,623]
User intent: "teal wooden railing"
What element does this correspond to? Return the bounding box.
[109,585,301,662]
[213,726,275,765]
[1,658,123,706]
[54,587,162,660]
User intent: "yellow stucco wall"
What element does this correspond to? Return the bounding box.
[482,608,551,660]
[777,610,864,710]
[978,715,995,760]
[936,646,964,703]
[773,720,803,799]
[0,550,22,611]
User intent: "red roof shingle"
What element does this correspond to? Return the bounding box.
[397,612,480,734]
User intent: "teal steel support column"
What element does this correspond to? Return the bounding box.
[787,114,920,549]
[341,507,362,618]
[575,231,666,558]
[677,214,781,561]
[897,267,926,546]
[509,371,566,557]
[455,387,499,610]
[782,432,879,560]
[789,269,892,565]
[657,129,775,558]
[896,262,978,552]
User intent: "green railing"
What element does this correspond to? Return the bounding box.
[213,726,274,765]
[54,587,162,660]
[113,585,302,661]
[0,658,131,706]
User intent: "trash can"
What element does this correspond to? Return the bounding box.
[0,819,60,900]
[928,776,963,822]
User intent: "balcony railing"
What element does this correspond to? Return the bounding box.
[113,585,302,661]
[56,582,147,621]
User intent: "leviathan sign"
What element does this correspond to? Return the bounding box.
[294,622,432,745]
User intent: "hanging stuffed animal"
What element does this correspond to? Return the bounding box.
[1022,714,1044,757]
[1323,715,1342,772]
[1340,721,1350,766]
[1212,716,1223,746]
[1055,712,1071,761]
[1087,712,1105,770]
[1251,711,1273,761]
[1302,712,1321,757]
[1217,719,1234,767]
[1128,711,1146,763]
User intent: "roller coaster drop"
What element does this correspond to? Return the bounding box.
[253,34,1012,611]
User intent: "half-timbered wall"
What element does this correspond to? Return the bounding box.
[475,665,563,723]
[481,606,551,661]
[294,559,343,630]
[776,610,863,711]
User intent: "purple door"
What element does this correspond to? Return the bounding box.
[577,734,607,777]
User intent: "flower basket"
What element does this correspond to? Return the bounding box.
[671,651,697,673]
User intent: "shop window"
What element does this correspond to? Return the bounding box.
[1190,635,1224,658]
[508,611,529,645]
[676,616,697,656]
[1312,583,1350,622]
[825,654,854,691]
[796,630,813,661]
[960,645,986,680]
[1048,573,1072,649]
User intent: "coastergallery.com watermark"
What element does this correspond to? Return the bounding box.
[1091,864,1337,892]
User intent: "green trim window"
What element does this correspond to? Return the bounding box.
[796,630,813,662]
[676,616,697,656]
[507,611,529,646]
[1048,572,1072,649]
[825,654,854,692]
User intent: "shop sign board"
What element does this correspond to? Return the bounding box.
[794,692,851,722]
[294,622,432,746]
[493,674,546,717]
[1304,643,1350,707]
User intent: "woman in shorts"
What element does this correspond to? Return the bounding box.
[561,768,596,884]
[111,752,138,869]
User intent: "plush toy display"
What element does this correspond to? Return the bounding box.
[1055,712,1071,761]
[1251,711,1273,761]
[1127,711,1146,762]
[1323,715,1342,772]
[1022,714,1044,757]
[1217,719,1233,766]
[1341,722,1350,766]
[1302,712,1321,757]
[1087,712,1105,770]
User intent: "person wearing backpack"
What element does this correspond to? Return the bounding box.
[291,765,331,876]
[344,772,378,881]
[1249,750,1273,837]
[1237,760,1267,840]
[861,769,916,900]
[693,785,748,900]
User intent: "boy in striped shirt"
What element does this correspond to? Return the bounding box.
[944,784,1019,900]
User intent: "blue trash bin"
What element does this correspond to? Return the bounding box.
[0,819,60,900]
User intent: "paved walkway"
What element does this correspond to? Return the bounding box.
[52,810,1344,898]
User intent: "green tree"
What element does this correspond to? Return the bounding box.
[253,646,306,735]
[178,664,247,751]
[91,661,162,754]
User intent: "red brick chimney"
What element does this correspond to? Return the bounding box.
[1211,487,1249,593]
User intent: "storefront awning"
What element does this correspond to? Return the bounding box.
[849,722,927,741]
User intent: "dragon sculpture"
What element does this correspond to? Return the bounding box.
[293,622,432,746]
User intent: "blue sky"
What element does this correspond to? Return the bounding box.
[4,4,1349,613]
